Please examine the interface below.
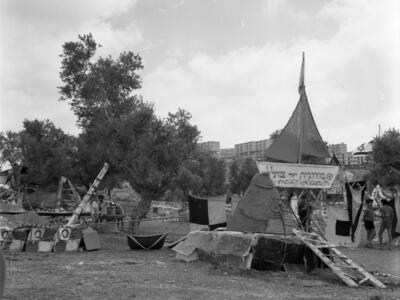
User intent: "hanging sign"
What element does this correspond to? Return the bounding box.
[257,162,339,189]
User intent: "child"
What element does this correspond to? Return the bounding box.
[379,199,394,250]
[363,198,378,248]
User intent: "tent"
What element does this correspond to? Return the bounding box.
[265,52,330,163]
[227,173,297,234]
[188,194,239,231]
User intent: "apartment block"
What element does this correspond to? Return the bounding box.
[328,143,347,155]
[235,139,273,160]
[197,141,220,153]
[219,148,236,161]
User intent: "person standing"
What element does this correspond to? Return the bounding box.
[298,195,312,231]
[363,198,378,248]
[225,191,233,216]
[379,199,394,250]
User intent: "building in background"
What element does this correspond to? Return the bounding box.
[198,141,220,152]
[219,148,236,162]
[328,143,347,155]
[328,143,349,165]
[197,141,220,157]
[327,142,374,166]
[235,139,273,160]
[349,141,374,165]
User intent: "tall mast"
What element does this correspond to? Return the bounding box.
[298,52,305,164]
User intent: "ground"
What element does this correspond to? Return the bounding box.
[2,221,400,300]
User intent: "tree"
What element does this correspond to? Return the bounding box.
[196,153,226,196]
[1,120,77,208]
[59,33,143,129]
[0,120,77,187]
[229,158,258,195]
[229,160,240,194]
[20,119,77,187]
[371,128,400,187]
[269,129,282,141]
[0,131,23,201]
[59,34,201,231]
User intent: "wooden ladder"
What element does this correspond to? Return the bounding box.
[292,229,386,288]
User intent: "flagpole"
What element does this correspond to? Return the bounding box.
[298,103,303,164]
[298,52,305,164]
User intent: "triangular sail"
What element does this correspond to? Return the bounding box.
[265,53,330,163]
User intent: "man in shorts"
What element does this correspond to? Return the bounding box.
[363,198,378,248]
[379,199,394,250]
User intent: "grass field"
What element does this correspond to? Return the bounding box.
[1,221,400,300]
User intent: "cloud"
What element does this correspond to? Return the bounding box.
[1,0,399,153]
[142,0,400,149]
[0,0,140,134]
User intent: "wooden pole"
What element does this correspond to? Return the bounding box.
[66,163,109,227]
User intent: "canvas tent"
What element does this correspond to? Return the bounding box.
[227,173,297,234]
[265,53,330,163]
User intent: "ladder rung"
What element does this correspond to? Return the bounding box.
[313,245,335,249]
[333,264,359,269]
[358,277,370,285]
[302,238,328,244]
[327,253,346,258]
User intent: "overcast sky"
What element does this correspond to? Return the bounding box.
[1,0,399,151]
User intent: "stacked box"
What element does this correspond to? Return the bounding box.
[66,228,82,251]
[25,241,39,252]
[53,240,67,252]
[9,228,29,252]
[54,227,83,252]
[38,228,57,253]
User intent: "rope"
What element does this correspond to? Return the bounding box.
[128,232,170,250]
[96,216,186,225]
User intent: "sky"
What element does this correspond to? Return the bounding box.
[0,0,399,151]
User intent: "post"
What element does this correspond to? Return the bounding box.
[67,163,109,227]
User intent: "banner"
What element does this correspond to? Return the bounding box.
[256,162,339,189]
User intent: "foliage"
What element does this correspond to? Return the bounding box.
[195,153,226,196]
[269,129,282,141]
[0,120,77,188]
[59,34,201,225]
[228,160,240,194]
[0,131,23,168]
[59,33,144,129]
[371,128,400,187]
[229,158,258,195]
[21,119,77,186]
[169,150,227,205]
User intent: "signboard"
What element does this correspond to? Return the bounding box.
[256,162,339,189]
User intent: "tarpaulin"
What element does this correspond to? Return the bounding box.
[188,194,239,230]
[324,203,363,247]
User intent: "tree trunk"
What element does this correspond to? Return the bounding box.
[14,166,23,209]
[129,191,152,234]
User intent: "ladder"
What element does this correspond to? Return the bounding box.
[292,229,386,288]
